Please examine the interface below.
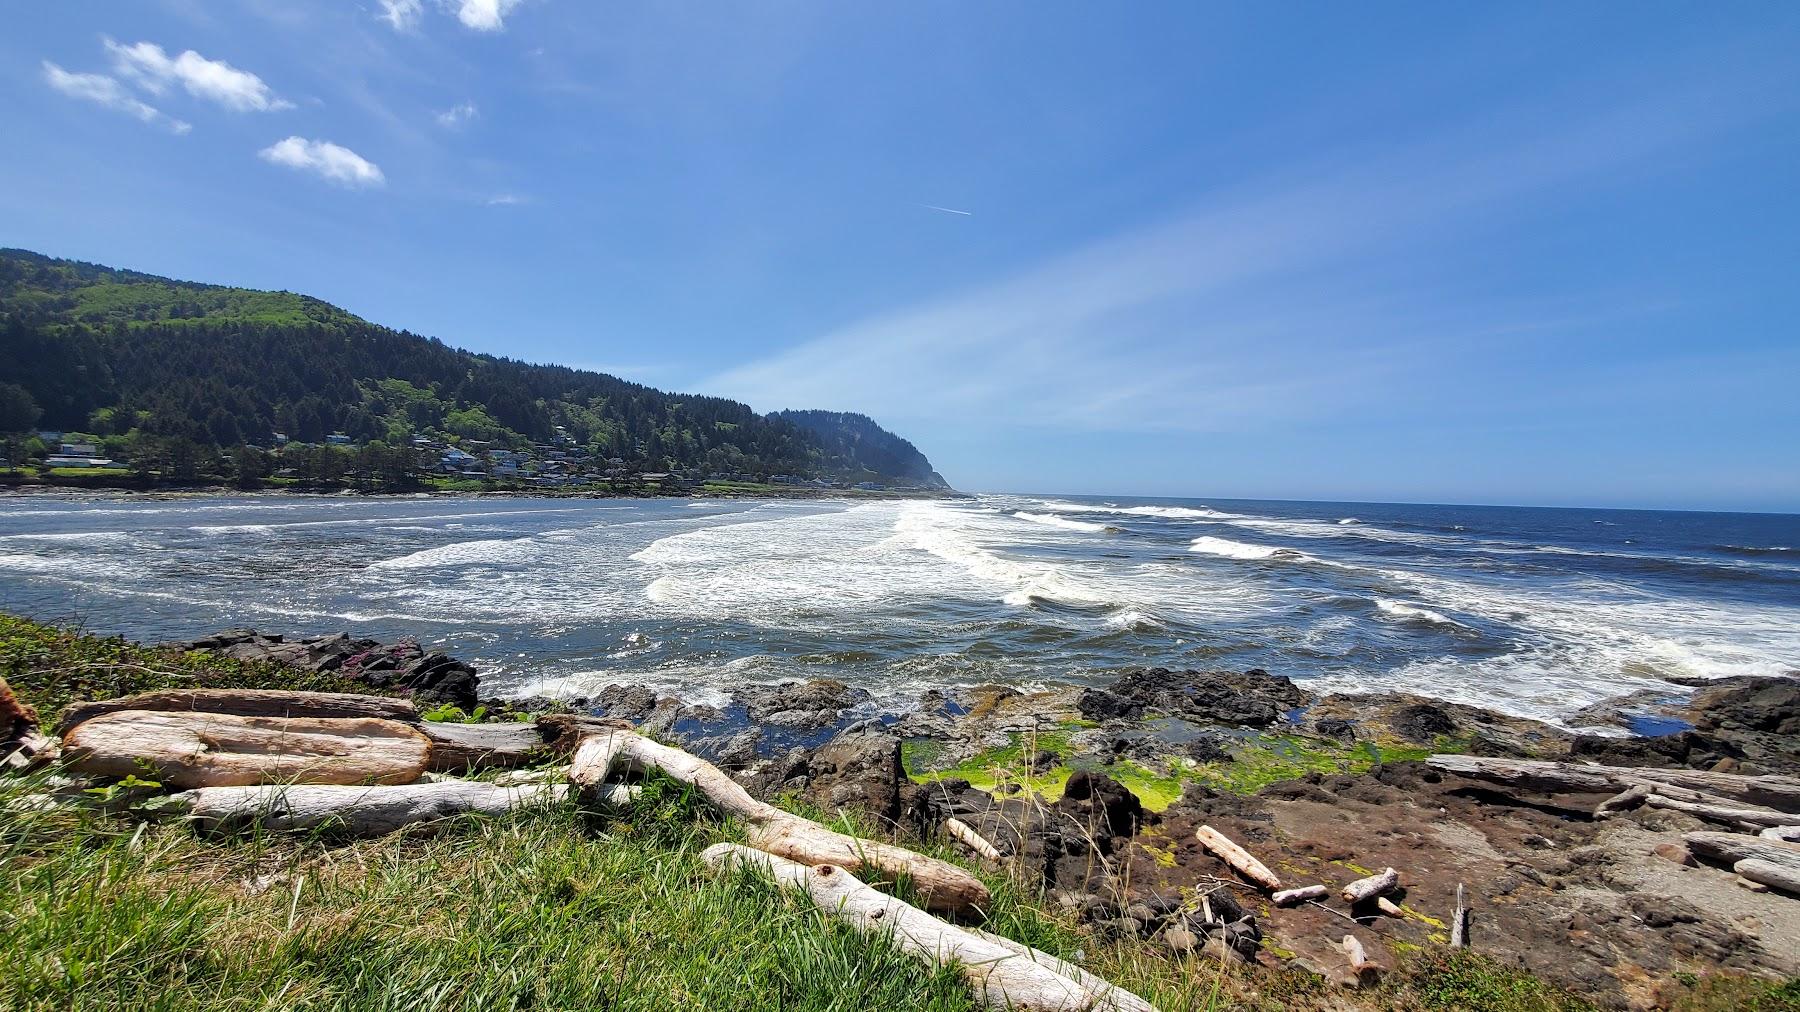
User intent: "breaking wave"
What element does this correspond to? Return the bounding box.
[1013,511,1108,533]
[1188,536,1308,562]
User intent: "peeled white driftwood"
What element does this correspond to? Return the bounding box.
[703,843,1155,1012]
[1426,755,1800,812]
[1761,826,1800,843]
[64,710,431,788]
[1342,867,1400,905]
[1733,858,1800,897]
[970,928,1153,1011]
[1194,824,1281,890]
[579,730,991,915]
[1375,897,1403,917]
[1340,934,1379,985]
[1450,883,1470,948]
[947,817,1004,862]
[1643,794,1796,828]
[1272,884,1328,907]
[163,779,632,835]
[57,688,418,736]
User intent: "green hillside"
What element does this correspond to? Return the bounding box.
[0,249,947,489]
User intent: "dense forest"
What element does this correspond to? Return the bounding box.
[0,249,947,488]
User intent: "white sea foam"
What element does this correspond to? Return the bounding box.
[897,504,1116,607]
[1374,597,1464,628]
[368,536,539,570]
[1188,536,1305,561]
[1037,500,1238,521]
[1013,511,1107,533]
[1338,517,1359,525]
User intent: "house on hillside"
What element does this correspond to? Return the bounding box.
[440,447,478,472]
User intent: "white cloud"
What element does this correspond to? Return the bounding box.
[486,193,525,205]
[258,136,385,188]
[436,101,478,127]
[42,61,191,134]
[104,38,292,112]
[374,0,524,33]
[452,0,524,32]
[378,0,424,30]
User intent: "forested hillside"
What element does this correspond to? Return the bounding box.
[772,410,946,487]
[0,249,946,487]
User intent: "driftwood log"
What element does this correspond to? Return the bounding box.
[1340,934,1379,985]
[1342,867,1400,905]
[1683,832,1800,871]
[418,721,545,772]
[580,729,991,915]
[1733,859,1800,896]
[63,710,431,788]
[164,779,636,835]
[1194,825,1281,890]
[1427,755,1800,812]
[57,688,418,736]
[704,843,1155,1012]
[1272,884,1328,907]
[1761,826,1800,843]
[1642,794,1796,828]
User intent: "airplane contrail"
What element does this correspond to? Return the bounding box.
[919,203,973,216]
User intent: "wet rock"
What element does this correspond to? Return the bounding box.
[1062,770,1143,839]
[1690,676,1800,737]
[1314,717,1356,740]
[1077,687,1143,722]
[1568,730,1742,770]
[595,684,660,722]
[737,679,871,729]
[713,728,764,770]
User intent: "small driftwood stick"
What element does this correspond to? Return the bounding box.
[1450,883,1470,948]
[1594,784,1652,819]
[1643,794,1795,828]
[1734,858,1800,896]
[163,779,632,835]
[1340,934,1379,985]
[946,817,1004,862]
[578,730,991,915]
[63,710,431,788]
[57,688,418,736]
[1272,884,1328,907]
[704,843,1155,1012]
[1342,867,1399,904]
[1375,897,1403,917]
[1194,825,1281,890]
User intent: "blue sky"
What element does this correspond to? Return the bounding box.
[4,3,1798,511]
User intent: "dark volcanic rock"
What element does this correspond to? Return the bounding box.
[595,684,660,722]
[737,679,871,729]
[1105,667,1309,727]
[1077,687,1143,722]
[801,727,908,822]
[1691,676,1800,737]
[1568,730,1743,770]
[396,653,479,711]
[1390,702,1458,743]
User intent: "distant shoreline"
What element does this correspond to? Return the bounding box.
[0,481,966,504]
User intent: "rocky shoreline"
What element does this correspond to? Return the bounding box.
[174,629,1800,1008]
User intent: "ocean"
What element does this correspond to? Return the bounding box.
[0,493,1794,726]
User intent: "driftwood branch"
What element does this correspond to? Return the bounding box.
[162,779,636,835]
[1733,859,1800,896]
[1194,825,1281,890]
[1683,831,1800,871]
[703,843,1154,1012]
[578,729,992,915]
[947,817,1004,862]
[63,710,431,788]
[1594,784,1652,819]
